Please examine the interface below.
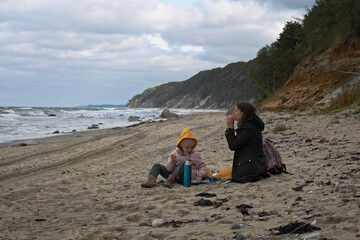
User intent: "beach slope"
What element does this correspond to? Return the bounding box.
[0,111,359,239]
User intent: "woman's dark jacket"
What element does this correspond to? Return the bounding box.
[225,114,267,182]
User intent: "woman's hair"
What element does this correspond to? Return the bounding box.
[236,102,256,127]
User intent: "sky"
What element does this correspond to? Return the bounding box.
[0,0,315,107]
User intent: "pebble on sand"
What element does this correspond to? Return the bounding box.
[102,232,120,239]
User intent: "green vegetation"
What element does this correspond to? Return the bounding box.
[303,0,360,54]
[250,21,306,96]
[353,107,360,115]
[250,0,360,99]
[329,80,360,110]
[272,124,288,133]
[127,61,257,108]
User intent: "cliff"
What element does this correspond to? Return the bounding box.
[262,36,360,111]
[126,61,257,109]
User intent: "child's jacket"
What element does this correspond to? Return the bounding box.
[166,128,206,179]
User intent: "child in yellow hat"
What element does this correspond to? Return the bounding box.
[141,128,207,188]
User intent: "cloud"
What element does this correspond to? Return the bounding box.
[145,34,172,51]
[0,0,315,107]
[180,45,204,53]
[258,0,315,10]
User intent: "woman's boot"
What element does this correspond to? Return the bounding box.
[141,175,157,188]
[164,174,175,188]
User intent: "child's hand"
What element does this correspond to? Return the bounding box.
[170,152,178,163]
[196,175,202,181]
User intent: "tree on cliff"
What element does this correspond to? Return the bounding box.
[303,0,360,53]
[250,21,305,97]
[250,0,360,99]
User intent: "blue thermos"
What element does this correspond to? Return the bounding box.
[184,160,191,187]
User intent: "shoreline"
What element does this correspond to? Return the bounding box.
[0,120,153,148]
[0,126,133,148]
[0,107,226,148]
[0,111,359,239]
[0,112,205,148]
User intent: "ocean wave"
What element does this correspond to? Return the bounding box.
[0,109,16,114]
[0,107,224,143]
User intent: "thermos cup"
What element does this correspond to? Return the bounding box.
[184,160,191,187]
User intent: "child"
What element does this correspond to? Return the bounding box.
[141,128,207,188]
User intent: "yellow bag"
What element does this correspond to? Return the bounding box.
[215,166,232,181]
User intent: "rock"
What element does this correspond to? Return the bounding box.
[230,223,242,230]
[230,223,246,230]
[127,116,141,122]
[159,108,179,118]
[330,119,340,124]
[235,233,245,240]
[87,124,99,129]
[117,212,126,218]
[102,232,120,239]
[152,218,163,227]
[48,114,56,117]
[302,232,321,240]
[9,139,39,147]
[52,130,60,134]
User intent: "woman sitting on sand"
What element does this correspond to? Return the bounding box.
[141,128,207,188]
[225,102,268,183]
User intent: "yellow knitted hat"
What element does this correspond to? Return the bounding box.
[176,128,197,148]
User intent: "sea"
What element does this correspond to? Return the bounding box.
[0,106,223,143]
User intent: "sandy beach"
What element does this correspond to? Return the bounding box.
[0,111,359,240]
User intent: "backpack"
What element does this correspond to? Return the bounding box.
[263,138,287,174]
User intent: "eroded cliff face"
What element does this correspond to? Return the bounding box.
[263,37,360,111]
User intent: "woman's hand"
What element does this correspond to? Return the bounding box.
[226,113,235,129]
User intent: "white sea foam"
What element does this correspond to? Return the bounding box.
[0,107,223,143]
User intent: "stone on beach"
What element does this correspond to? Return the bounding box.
[159,108,179,118]
[102,232,120,239]
[152,218,163,227]
[87,124,99,129]
[127,116,141,122]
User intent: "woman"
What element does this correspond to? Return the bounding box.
[225,102,268,183]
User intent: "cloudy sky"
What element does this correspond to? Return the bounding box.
[0,0,315,107]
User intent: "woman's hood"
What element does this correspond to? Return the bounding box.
[244,114,265,131]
